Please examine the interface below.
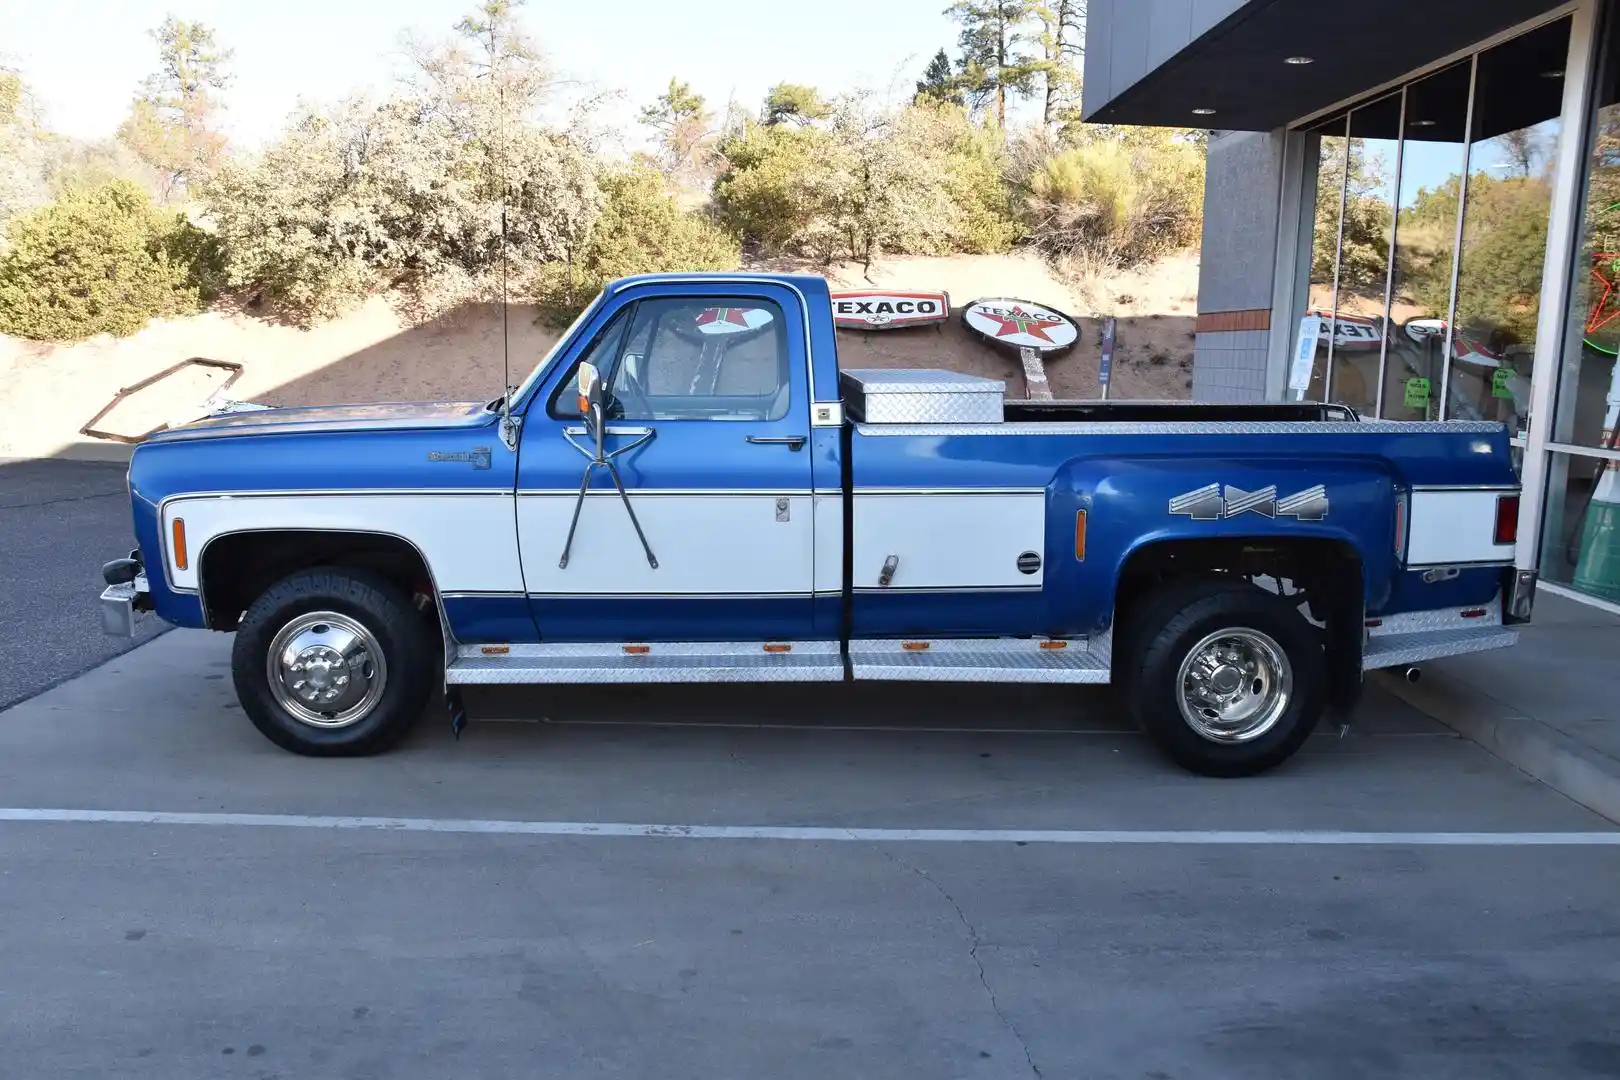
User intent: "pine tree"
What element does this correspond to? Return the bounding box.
[946,0,1042,129]
[915,48,962,107]
[116,17,231,200]
[1036,1,1084,128]
[763,83,832,126]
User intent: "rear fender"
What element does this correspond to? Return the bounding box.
[1048,454,1400,633]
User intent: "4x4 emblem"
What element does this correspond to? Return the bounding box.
[1169,483,1328,521]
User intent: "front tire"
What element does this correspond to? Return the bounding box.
[232,568,435,756]
[1124,579,1325,777]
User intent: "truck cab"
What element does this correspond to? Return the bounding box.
[102,272,1531,776]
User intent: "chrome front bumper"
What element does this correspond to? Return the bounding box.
[100,574,150,637]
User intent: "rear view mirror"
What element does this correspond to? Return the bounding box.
[576,361,602,416]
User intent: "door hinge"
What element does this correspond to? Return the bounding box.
[499,414,522,452]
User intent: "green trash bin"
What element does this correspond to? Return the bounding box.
[1574,484,1620,602]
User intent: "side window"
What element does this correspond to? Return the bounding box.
[551,309,631,419]
[609,297,789,421]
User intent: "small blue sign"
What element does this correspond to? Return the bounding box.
[1099,317,1117,387]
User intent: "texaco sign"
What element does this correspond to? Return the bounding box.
[830,291,951,330]
[962,298,1080,355]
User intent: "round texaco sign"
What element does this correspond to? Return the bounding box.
[961,298,1080,355]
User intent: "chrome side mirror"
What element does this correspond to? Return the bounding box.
[576,361,604,459]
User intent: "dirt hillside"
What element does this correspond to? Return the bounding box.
[0,251,1198,460]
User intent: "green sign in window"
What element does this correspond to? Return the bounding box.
[1404,378,1431,409]
[1492,367,1515,398]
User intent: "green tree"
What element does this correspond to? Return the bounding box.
[763,83,831,126]
[639,78,716,179]
[1035,1,1084,128]
[1023,127,1205,268]
[714,119,842,252]
[116,16,231,200]
[532,166,738,323]
[0,179,219,339]
[947,0,1043,129]
[915,48,963,106]
[204,95,600,324]
[1313,139,1392,294]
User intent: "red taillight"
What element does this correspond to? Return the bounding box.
[1494,494,1520,545]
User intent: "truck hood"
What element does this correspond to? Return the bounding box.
[145,400,495,443]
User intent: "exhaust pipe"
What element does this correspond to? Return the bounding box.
[1401,666,1422,684]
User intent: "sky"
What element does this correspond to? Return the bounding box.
[0,0,965,149]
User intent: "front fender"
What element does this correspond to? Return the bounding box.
[1047,455,1400,631]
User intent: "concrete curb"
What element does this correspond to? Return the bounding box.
[1377,668,1620,827]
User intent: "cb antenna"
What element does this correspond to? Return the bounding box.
[493,32,519,452]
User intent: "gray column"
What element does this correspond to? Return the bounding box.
[1193,129,1286,403]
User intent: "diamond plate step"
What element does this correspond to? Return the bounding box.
[848,638,1110,684]
[446,641,845,685]
[1362,628,1519,671]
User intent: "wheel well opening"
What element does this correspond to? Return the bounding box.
[1112,537,1365,694]
[198,531,439,631]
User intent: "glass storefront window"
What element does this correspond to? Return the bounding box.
[1544,7,1620,603]
[1383,62,1472,422]
[1450,18,1570,436]
[1329,92,1401,416]
[1300,116,1349,401]
[1292,16,1571,427]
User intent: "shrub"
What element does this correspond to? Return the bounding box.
[918,103,1020,254]
[1024,128,1204,269]
[713,120,842,253]
[204,96,602,325]
[0,179,217,340]
[715,98,1021,266]
[532,165,739,324]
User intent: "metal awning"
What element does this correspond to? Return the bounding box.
[1083,0,1568,131]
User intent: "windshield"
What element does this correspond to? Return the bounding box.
[509,291,606,409]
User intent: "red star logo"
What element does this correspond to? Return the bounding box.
[696,307,752,328]
[982,306,1063,342]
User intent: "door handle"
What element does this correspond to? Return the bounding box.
[746,435,807,451]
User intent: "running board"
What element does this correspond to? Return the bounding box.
[1361,600,1518,671]
[848,637,1111,683]
[446,641,845,684]
[1362,627,1518,670]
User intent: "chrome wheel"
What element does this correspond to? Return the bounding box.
[265,611,387,729]
[1175,627,1293,744]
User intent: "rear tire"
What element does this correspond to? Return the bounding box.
[232,568,436,757]
[1123,578,1325,777]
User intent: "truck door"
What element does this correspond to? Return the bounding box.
[515,284,817,641]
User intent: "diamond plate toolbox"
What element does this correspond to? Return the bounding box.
[839,368,1005,424]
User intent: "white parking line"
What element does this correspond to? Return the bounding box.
[1,808,1617,845]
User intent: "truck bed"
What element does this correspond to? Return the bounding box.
[1003,400,1361,423]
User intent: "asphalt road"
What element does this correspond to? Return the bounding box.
[0,457,163,709]
[2,629,1619,1079]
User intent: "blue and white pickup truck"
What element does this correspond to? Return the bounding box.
[99,272,1535,775]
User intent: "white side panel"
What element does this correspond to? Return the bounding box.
[851,492,1046,589]
[1408,490,1515,566]
[519,492,814,595]
[813,493,843,594]
[162,494,522,593]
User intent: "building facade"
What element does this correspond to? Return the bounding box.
[1085,0,1620,613]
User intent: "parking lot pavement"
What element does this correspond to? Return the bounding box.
[0,457,163,709]
[2,631,1620,1079]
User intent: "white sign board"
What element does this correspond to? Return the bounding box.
[830,291,950,330]
[1289,315,1322,395]
[962,298,1080,354]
